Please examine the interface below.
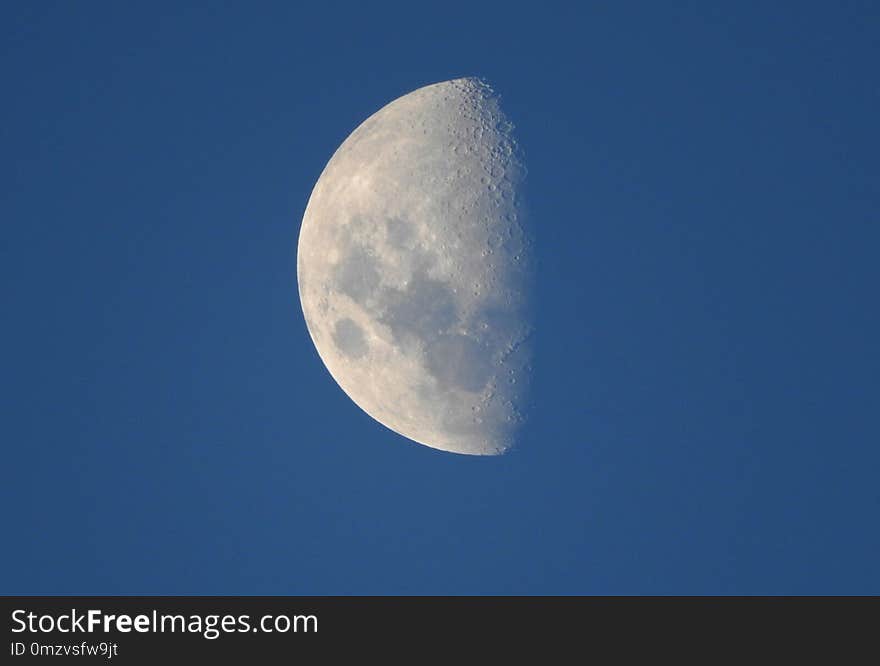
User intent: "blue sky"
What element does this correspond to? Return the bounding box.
[2,2,878,594]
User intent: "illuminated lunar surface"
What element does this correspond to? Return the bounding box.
[297,78,532,455]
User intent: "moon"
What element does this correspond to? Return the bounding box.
[297,77,533,455]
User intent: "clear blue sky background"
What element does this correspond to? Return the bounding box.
[2,2,878,594]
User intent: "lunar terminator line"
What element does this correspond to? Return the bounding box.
[297,77,533,455]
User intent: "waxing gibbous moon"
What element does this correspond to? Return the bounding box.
[297,77,533,455]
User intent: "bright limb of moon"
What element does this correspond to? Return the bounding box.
[297,77,533,455]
